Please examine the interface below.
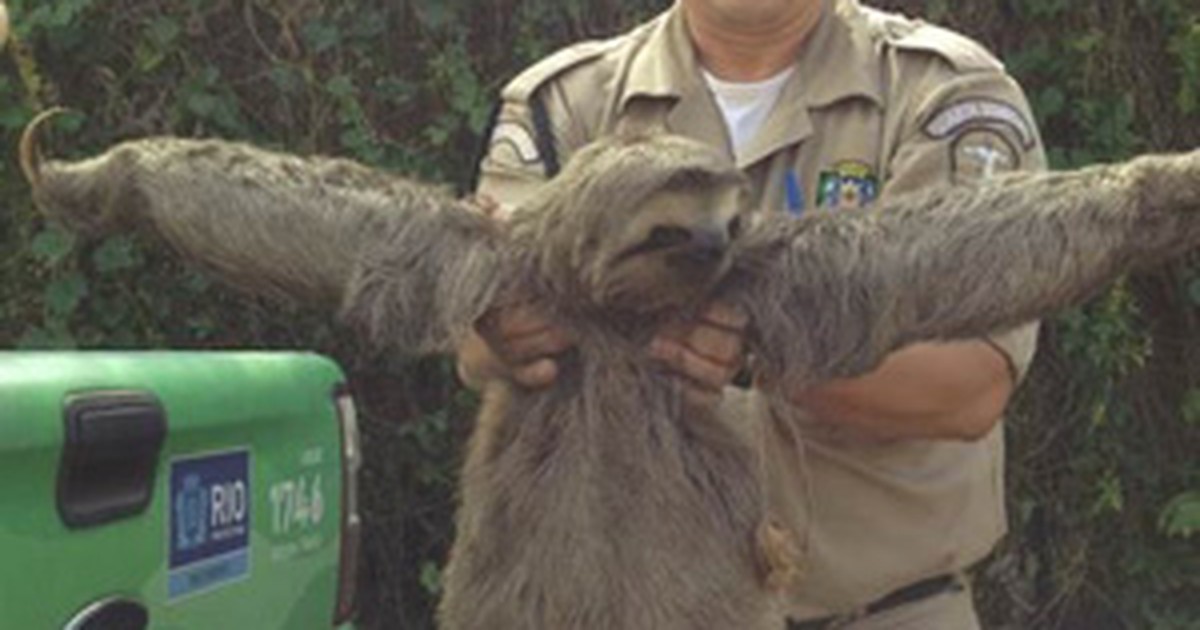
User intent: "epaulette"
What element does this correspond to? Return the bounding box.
[503,38,623,102]
[866,9,1004,73]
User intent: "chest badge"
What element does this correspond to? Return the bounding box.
[817,160,879,209]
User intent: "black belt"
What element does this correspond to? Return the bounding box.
[786,574,963,630]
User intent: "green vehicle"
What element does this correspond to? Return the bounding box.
[0,352,361,629]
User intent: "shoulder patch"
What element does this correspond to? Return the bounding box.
[950,128,1020,182]
[503,38,622,102]
[923,98,1036,149]
[889,22,1004,73]
[487,120,542,166]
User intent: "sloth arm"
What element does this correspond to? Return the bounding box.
[30,138,505,355]
[739,150,1200,401]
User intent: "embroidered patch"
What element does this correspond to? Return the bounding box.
[488,121,541,165]
[817,161,879,209]
[924,98,1035,149]
[951,128,1020,182]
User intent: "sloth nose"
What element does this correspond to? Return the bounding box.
[682,227,728,264]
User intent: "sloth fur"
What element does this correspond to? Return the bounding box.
[22,111,1200,629]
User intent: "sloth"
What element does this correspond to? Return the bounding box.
[21,110,1200,629]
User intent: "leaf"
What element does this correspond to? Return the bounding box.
[374,76,416,104]
[44,273,88,317]
[186,92,219,118]
[90,294,130,329]
[0,103,34,131]
[30,227,76,265]
[16,323,76,349]
[92,236,140,274]
[1159,492,1200,538]
[186,314,216,339]
[16,326,54,349]
[1188,276,1200,306]
[302,22,341,55]
[183,271,212,294]
[326,74,356,100]
[147,15,182,47]
[1090,471,1124,515]
[1035,86,1067,120]
[419,562,442,595]
[184,91,218,117]
[1183,389,1200,426]
[1169,21,1200,114]
[269,64,304,96]
[134,41,168,73]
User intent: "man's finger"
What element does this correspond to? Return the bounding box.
[456,328,507,387]
[505,326,574,362]
[697,301,749,332]
[494,303,558,338]
[669,322,743,364]
[651,337,739,391]
[511,358,559,389]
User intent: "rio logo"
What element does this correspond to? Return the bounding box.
[210,480,248,528]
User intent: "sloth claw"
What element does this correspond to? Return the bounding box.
[19,107,70,189]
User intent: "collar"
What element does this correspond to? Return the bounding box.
[620,0,885,115]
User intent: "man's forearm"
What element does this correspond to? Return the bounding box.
[789,340,1015,442]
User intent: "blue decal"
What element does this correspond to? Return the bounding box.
[785,170,805,216]
[168,449,251,600]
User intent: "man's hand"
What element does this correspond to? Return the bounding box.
[457,300,748,406]
[649,302,748,408]
[456,303,574,389]
[456,194,568,388]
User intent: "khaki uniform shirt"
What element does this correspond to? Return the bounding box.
[476,0,1044,620]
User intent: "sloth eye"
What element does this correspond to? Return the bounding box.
[645,225,694,250]
[616,225,701,263]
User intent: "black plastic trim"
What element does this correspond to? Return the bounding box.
[57,391,167,529]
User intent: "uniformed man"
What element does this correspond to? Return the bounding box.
[457,0,1044,627]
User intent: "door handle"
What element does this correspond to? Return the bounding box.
[57,391,167,528]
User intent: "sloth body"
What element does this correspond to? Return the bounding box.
[440,179,785,629]
[24,121,1200,629]
[446,341,776,629]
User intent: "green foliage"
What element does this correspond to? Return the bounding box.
[0,1,1197,628]
[1171,21,1200,114]
[1160,491,1200,538]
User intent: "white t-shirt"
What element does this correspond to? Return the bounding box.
[702,67,795,160]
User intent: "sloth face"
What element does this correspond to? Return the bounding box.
[512,134,750,316]
[584,182,748,313]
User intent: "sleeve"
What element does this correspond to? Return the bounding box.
[884,67,1046,382]
[475,44,611,210]
[475,98,555,209]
